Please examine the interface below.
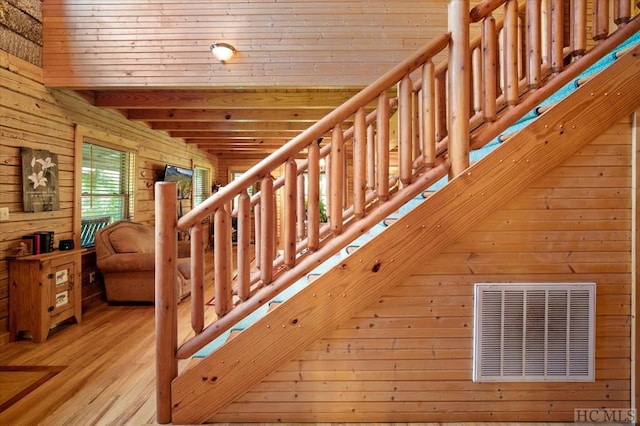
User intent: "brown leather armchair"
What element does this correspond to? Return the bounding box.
[95,220,191,303]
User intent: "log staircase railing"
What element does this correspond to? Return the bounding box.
[155,0,639,422]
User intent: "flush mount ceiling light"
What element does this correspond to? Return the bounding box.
[211,42,236,62]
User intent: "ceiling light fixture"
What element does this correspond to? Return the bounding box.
[211,42,236,62]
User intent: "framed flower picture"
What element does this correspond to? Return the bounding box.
[21,147,60,212]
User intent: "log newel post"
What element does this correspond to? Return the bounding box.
[448,0,471,177]
[155,181,178,425]
[191,222,204,333]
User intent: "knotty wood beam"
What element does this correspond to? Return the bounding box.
[170,132,297,139]
[127,108,337,122]
[95,90,366,109]
[150,121,321,132]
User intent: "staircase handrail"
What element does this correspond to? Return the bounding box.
[177,34,450,231]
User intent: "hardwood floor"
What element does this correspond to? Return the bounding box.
[0,248,572,425]
[0,294,577,426]
[0,250,220,425]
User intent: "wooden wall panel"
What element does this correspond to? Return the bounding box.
[0,51,216,344]
[209,116,634,422]
[41,0,452,88]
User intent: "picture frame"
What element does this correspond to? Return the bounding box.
[21,147,60,212]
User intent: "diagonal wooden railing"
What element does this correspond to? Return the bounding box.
[155,0,640,422]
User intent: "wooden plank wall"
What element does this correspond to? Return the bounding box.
[0,51,216,344]
[208,115,634,423]
[41,0,451,88]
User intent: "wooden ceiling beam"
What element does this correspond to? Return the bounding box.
[127,108,364,122]
[187,139,287,145]
[95,90,364,109]
[151,121,319,132]
[173,132,297,139]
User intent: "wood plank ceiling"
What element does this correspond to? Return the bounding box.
[42,1,451,159]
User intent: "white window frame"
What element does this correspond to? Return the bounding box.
[80,140,135,246]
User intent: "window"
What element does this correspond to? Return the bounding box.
[193,166,211,206]
[81,142,135,246]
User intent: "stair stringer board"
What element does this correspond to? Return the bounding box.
[171,44,640,425]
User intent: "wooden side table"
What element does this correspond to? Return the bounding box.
[9,249,82,342]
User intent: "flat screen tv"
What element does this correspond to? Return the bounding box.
[163,165,193,200]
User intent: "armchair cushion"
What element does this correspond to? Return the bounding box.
[109,225,155,253]
[95,220,191,303]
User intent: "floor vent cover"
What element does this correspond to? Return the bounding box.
[473,283,595,382]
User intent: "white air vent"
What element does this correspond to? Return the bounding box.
[473,283,595,382]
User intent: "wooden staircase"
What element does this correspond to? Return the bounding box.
[155,1,640,423]
[170,40,640,423]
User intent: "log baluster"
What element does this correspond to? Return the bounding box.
[421,60,436,166]
[325,154,331,221]
[259,176,274,284]
[376,92,390,201]
[472,47,482,115]
[399,75,413,186]
[283,159,297,268]
[593,0,609,43]
[413,90,420,162]
[254,200,261,269]
[614,0,631,26]
[517,10,525,81]
[550,0,564,74]
[330,125,344,236]
[353,108,366,218]
[448,0,470,177]
[236,190,251,301]
[307,141,320,251]
[504,0,519,105]
[541,0,550,65]
[366,123,375,190]
[435,71,448,142]
[526,1,541,88]
[190,222,204,333]
[571,0,586,57]
[214,204,232,317]
[296,173,305,240]
[482,14,498,120]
